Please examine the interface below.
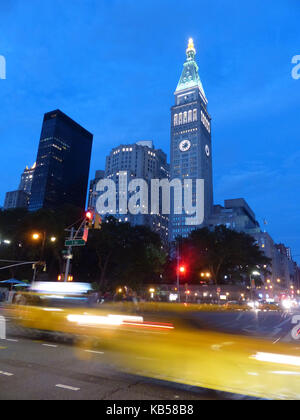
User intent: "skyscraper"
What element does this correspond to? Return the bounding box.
[88,170,105,210]
[169,39,213,241]
[29,110,93,212]
[19,163,36,194]
[4,190,29,210]
[90,141,170,242]
[3,162,35,210]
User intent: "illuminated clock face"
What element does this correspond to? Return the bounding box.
[179,140,191,152]
[205,145,210,157]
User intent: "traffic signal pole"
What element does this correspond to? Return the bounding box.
[64,227,74,283]
[62,212,102,282]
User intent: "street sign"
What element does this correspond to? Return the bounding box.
[65,239,86,247]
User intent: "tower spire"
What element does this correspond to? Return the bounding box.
[175,38,207,103]
[186,38,196,57]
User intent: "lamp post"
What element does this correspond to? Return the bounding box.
[250,270,260,302]
[32,232,57,281]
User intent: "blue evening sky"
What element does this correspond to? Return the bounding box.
[0,0,299,262]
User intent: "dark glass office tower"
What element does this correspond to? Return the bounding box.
[29,110,93,212]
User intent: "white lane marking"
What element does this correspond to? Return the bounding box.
[56,384,80,391]
[6,339,18,342]
[42,344,58,348]
[0,371,14,377]
[84,350,104,355]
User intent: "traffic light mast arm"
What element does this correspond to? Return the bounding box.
[0,261,39,271]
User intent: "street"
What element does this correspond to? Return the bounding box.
[1,304,300,400]
[0,306,264,401]
[0,333,238,401]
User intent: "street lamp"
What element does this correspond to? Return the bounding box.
[31,231,57,281]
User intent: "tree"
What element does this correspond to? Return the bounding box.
[0,205,83,280]
[177,225,271,285]
[74,217,167,291]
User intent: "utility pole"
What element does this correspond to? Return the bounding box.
[33,264,37,282]
[64,227,75,283]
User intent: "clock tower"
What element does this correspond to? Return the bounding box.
[169,39,213,241]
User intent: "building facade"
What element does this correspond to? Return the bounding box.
[253,231,298,293]
[3,162,36,210]
[89,141,170,242]
[88,170,105,210]
[169,39,213,242]
[4,190,29,210]
[29,110,93,212]
[208,198,261,235]
[208,198,298,293]
[19,163,36,194]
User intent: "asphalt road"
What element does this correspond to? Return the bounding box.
[3,306,296,400]
[0,333,246,400]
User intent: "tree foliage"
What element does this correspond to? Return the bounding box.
[73,217,166,291]
[176,225,271,285]
[0,209,166,291]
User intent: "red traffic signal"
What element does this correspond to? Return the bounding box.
[84,211,102,235]
[86,211,93,220]
[178,265,187,275]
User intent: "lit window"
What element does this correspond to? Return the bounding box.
[188,110,193,123]
[183,111,188,124]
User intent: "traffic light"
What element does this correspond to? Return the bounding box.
[85,211,102,230]
[94,214,102,230]
[85,211,94,228]
[179,265,186,274]
[83,211,93,242]
[83,211,102,242]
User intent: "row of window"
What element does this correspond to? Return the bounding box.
[174,109,198,126]
[201,111,211,133]
[113,147,134,155]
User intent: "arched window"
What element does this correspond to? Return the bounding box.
[174,114,178,126]
[183,111,188,124]
[179,113,183,125]
[188,110,193,123]
[193,109,198,122]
